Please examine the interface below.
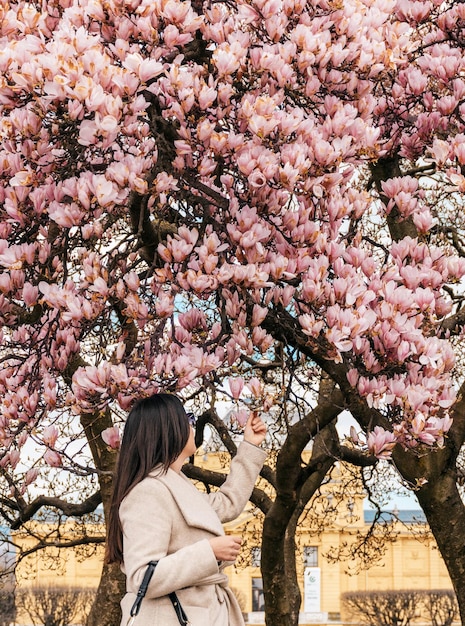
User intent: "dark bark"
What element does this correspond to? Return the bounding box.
[62,364,125,626]
[283,509,303,625]
[261,391,343,626]
[8,492,102,531]
[62,348,129,626]
[87,561,126,626]
[369,156,418,242]
[82,406,125,626]
[415,471,465,623]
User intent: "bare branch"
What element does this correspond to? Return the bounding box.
[9,492,102,530]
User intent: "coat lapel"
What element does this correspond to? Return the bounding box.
[150,467,225,536]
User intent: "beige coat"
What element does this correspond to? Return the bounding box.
[119,441,267,626]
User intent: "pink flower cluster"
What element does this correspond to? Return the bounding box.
[1,0,465,480]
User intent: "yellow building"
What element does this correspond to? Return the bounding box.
[15,522,104,589]
[14,452,455,625]
[13,522,104,626]
[224,501,453,623]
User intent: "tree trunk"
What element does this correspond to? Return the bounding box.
[283,505,305,623]
[261,385,342,626]
[416,472,465,624]
[369,156,418,242]
[87,561,126,626]
[79,407,126,626]
[262,499,303,626]
[261,425,339,626]
[61,356,127,625]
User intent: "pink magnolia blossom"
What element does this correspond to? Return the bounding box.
[213,44,243,75]
[42,425,59,447]
[43,449,62,468]
[367,426,397,460]
[252,327,274,351]
[122,53,161,81]
[228,377,245,399]
[349,426,362,445]
[232,409,249,428]
[22,282,39,306]
[25,468,40,486]
[251,305,268,326]
[101,426,121,450]
[346,369,359,387]
[178,308,207,331]
[0,0,465,558]
[155,293,175,317]
[124,272,140,292]
[247,377,263,398]
[48,202,85,228]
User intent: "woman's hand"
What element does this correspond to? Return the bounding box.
[209,535,242,562]
[244,412,267,447]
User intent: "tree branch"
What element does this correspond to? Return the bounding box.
[9,491,102,530]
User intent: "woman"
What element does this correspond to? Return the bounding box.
[106,393,267,626]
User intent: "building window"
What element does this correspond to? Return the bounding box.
[251,547,261,567]
[252,578,265,612]
[304,546,318,567]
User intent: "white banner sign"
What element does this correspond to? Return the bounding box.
[304,567,321,613]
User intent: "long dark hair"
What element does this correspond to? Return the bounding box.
[105,393,190,564]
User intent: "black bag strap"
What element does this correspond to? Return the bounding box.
[168,591,190,625]
[130,560,158,617]
[129,561,190,625]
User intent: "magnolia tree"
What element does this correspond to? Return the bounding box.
[2,0,465,625]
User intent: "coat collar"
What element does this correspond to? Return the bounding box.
[148,466,224,536]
